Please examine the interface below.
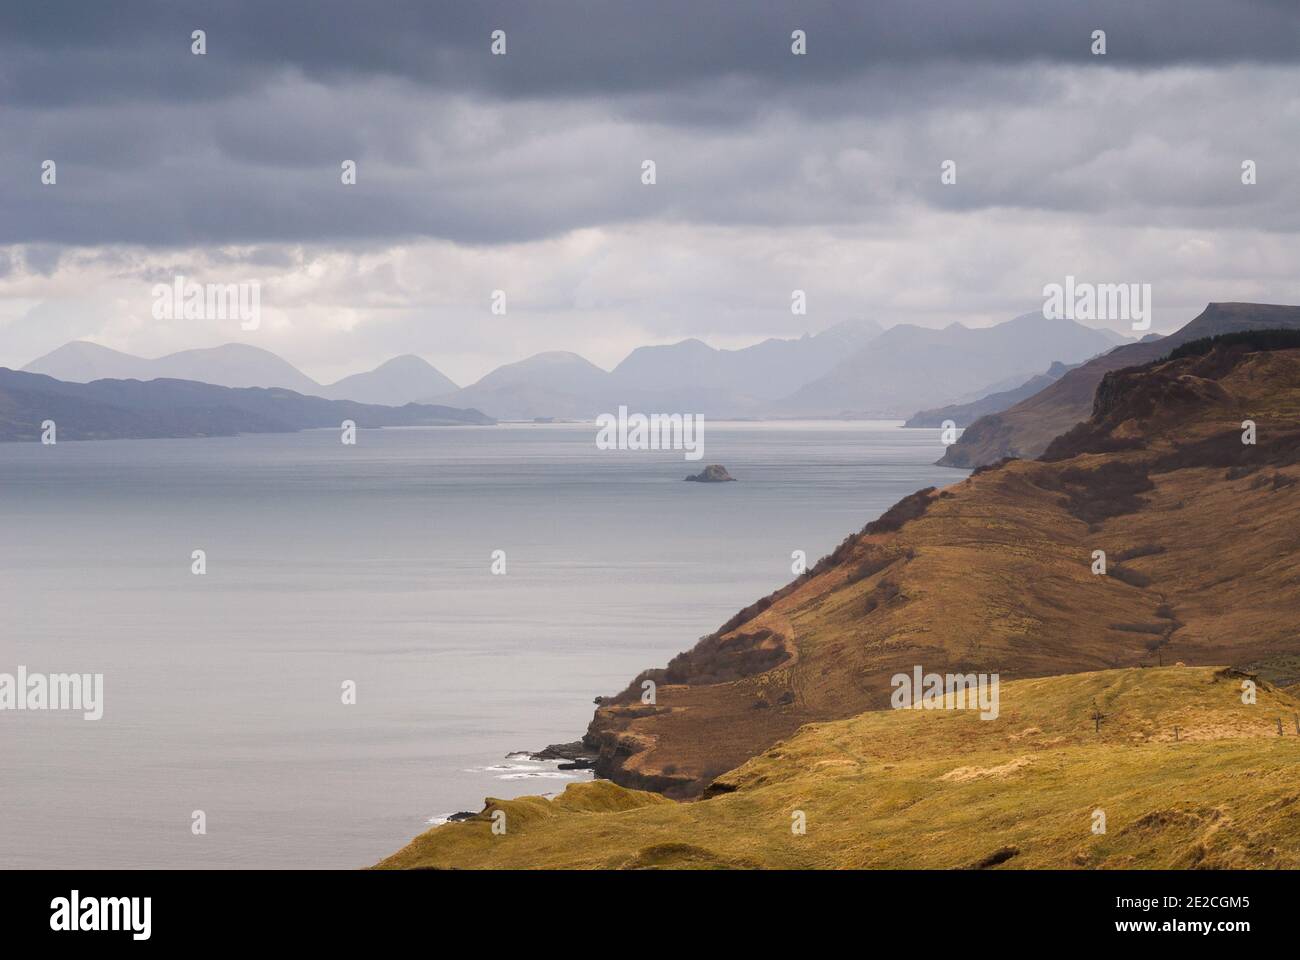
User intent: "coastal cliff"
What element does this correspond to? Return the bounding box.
[382,330,1300,868]
[574,336,1300,798]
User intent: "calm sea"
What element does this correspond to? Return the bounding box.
[0,421,962,868]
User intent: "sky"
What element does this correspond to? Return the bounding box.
[2,0,1299,385]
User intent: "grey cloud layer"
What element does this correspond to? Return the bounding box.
[3,1,1300,248]
[5,65,1299,248]
[4,0,1299,107]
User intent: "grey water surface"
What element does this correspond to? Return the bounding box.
[0,421,961,868]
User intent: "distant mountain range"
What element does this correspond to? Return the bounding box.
[0,368,492,442]
[23,341,460,407]
[22,313,1129,422]
[434,315,1117,420]
[422,319,885,419]
[782,313,1118,417]
[609,319,884,402]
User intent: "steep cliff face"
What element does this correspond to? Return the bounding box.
[937,302,1300,469]
[580,339,1300,798]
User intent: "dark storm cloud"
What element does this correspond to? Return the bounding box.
[2,0,1299,248]
[3,0,1298,107]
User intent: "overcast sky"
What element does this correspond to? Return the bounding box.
[3,0,1299,383]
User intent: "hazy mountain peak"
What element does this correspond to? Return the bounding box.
[815,317,882,344]
[511,350,606,370]
[22,341,145,383]
[31,339,132,359]
[23,339,317,391]
[377,354,429,368]
[519,350,581,362]
[471,350,610,389]
[144,343,320,393]
[322,353,459,405]
[784,311,1121,417]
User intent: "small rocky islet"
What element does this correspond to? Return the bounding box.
[683,464,736,483]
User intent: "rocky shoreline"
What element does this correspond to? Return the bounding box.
[524,740,599,770]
